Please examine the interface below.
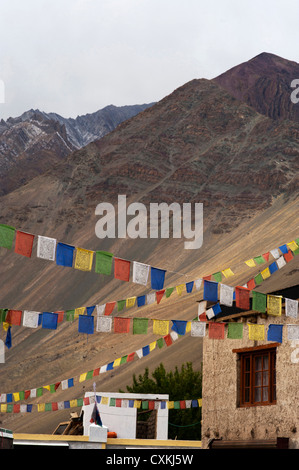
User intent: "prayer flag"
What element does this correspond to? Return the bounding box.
[219,284,234,306]
[95,251,113,275]
[186,281,194,293]
[42,312,58,330]
[285,298,298,319]
[245,259,256,267]
[6,310,22,326]
[227,322,243,339]
[104,302,116,316]
[235,286,250,310]
[137,295,146,307]
[153,319,169,336]
[208,322,225,340]
[96,316,112,333]
[270,248,280,259]
[254,273,263,285]
[212,272,222,282]
[247,278,256,291]
[0,224,15,249]
[287,241,298,251]
[14,231,34,257]
[114,317,130,333]
[203,280,218,302]
[114,258,130,282]
[74,247,94,271]
[150,267,166,290]
[287,325,299,340]
[56,243,75,267]
[261,267,271,280]
[176,284,185,296]
[276,256,286,269]
[269,262,278,274]
[191,321,206,337]
[262,252,270,262]
[221,268,234,278]
[22,311,40,328]
[126,297,136,308]
[133,318,148,334]
[156,290,165,304]
[78,315,94,334]
[267,324,283,343]
[252,291,267,313]
[284,250,294,263]
[165,287,174,298]
[146,292,156,305]
[37,235,57,261]
[279,244,288,254]
[254,255,265,265]
[117,300,126,312]
[267,295,282,316]
[132,261,150,286]
[171,320,187,336]
[194,279,202,290]
[248,324,264,341]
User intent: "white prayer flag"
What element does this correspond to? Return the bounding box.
[170,331,179,341]
[191,321,206,337]
[61,380,68,390]
[194,279,202,291]
[270,248,280,259]
[23,311,40,328]
[198,301,207,317]
[58,401,65,410]
[277,256,286,269]
[132,261,150,286]
[206,308,215,320]
[37,235,57,261]
[96,316,112,333]
[30,389,37,398]
[136,349,143,359]
[96,304,106,316]
[220,284,234,307]
[146,292,156,305]
[287,325,299,341]
[285,298,298,319]
[0,394,6,403]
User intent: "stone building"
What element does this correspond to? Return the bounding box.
[201,281,299,449]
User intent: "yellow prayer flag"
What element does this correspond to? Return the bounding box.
[43,385,51,392]
[13,392,20,402]
[149,341,156,351]
[70,399,78,408]
[2,322,10,331]
[79,372,87,382]
[38,403,45,412]
[101,396,109,405]
[74,307,86,319]
[267,295,282,316]
[134,400,141,408]
[287,241,298,251]
[153,319,169,336]
[245,259,256,267]
[261,267,270,280]
[176,284,185,296]
[74,247,94,272]
[167,401,174,409]
[113,358,121,367]
[248,324,265,341]
[126,297,136,308]
[1,404,7,413]
[222,268,234,278]
[186,321,191,333]
[197,399,202,408]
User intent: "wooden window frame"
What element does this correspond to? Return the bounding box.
[237,346,277,407]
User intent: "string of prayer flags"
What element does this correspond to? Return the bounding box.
[0,224,15,249]
[150,267,166,290]
[14,231,34,258]
[248,323,265,341]
[114,258,131,282]
[95,251,113,275]
[37,236,57,261]
[132,261,150,286]
[56,243,75,268]
[74,247,94,272]
[235,286,250,310]
[267,295,282,316]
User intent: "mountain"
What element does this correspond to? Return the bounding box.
[0,53,298,435]
[0,103,154,196]
[214,52,299,123]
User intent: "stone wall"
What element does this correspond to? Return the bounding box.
[202,314,299,449]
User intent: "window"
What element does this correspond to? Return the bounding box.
[237,346,277,407]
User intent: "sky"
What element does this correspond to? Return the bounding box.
[0,0,299,120]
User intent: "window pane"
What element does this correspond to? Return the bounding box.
[254,387,261,402]
[263,371,269,386]
[263,355,269,369]
[245,388,250,402]
[245,372,250,387]
[255,371,262,386]
[245,357,250,372]
[255,356,262,370]
[262,387,268,402]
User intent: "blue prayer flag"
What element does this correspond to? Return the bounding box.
[279,244,288,254]
[269,262,278,274]
[5,326,11,349]
[86,306,95,316]
[142,345,150,356]
[56,242,75,267]
[64,401,70,408]
[171,320,187,335]
[68,378,74,388]
[137,295,146,307]
[42,312,58,330]
[212,303,222,315]
[267,324,283,343]
[78,315,94,334]
[186,281,194,293]
[107,362,114,371]
[203,280,218,302]
[151,267,166,290]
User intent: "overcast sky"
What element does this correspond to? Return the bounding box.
[0,0,299,120]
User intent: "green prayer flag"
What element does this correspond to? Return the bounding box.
[19,391,25,400]
[252,291,267,313]
[0,224,15,250]
[120,355,128,364]
[254,273,263,285]
[66,310,75,321]
[212,272,222,282]
[157,338,164,348]
[45,403,52,411]
[174,401,181,409]
[142,401,149,410]
[109,398,116,407]
[0,309,8,323]
[293,247,299,256]
[86,370,93,380]
[117,300,126,312]
[254,255,265,265]
[37,387,43,397]
[7,404,13,413]
[77,398,83,407]
[133,318,148,334]
[165,287,174,298]
[227,322,243,339]
[95,251,113,275]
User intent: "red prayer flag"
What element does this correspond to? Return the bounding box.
[52,402,58,411]
[6,310,22,325]
[180,400,186,409]
[84,397,90,405]
[284,250,294,263]
[235,286,250,310]
[13,404,20,413]
[114,258,131,282]
[156,290,165,304]
[114,317,130,333]
[199,312,207,322]
[116,399,122,407]
[148,400,155,410]
[127,352,135,362]
[247,278,256,291]
[24,390,31,399]
[208,322,225,340]
[93,368,100,376]
[14,231,35,257]
[262,252,270,262]
[164,334,172,346]
[55,311,64,323]
[202,275,211,281]
[105,302,116,316]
